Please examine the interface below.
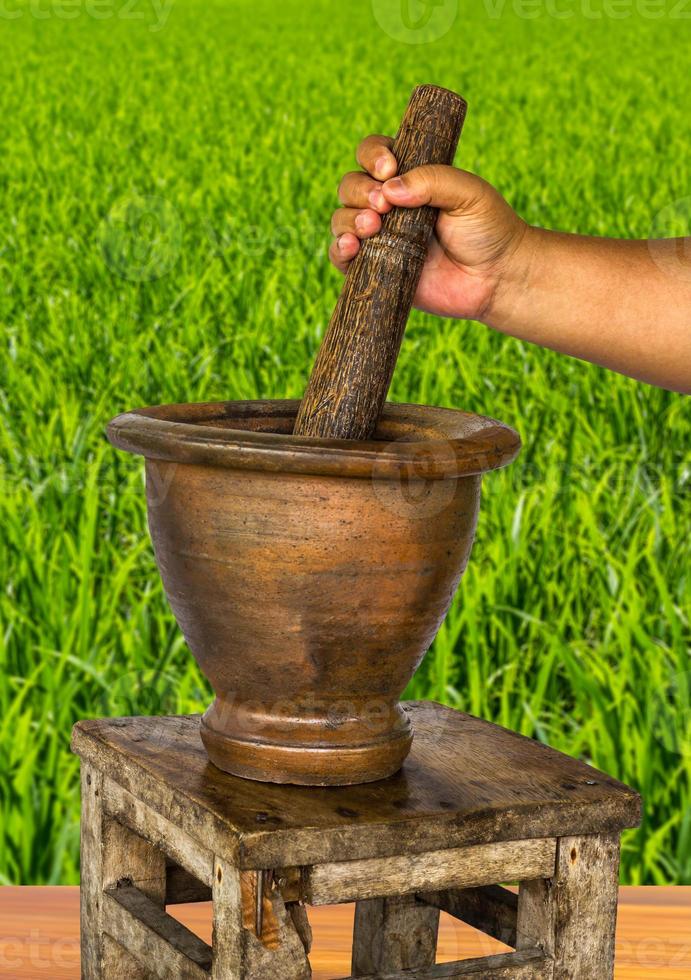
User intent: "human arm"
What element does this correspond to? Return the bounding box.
[330,135,691,394]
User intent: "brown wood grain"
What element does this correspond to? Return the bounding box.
[304,839,557,906]
[0,887,689,979]
[102,883,211,978]
[71,702,640,872]
[105,402,520,789]
[352,895,439,974]
[294,85,467,441]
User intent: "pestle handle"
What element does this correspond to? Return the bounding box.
[293,85,467,441]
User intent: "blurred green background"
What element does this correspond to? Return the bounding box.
[0,0,689,886]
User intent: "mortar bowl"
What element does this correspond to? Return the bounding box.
[107,399,520,785]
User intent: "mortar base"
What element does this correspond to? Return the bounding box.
[200,715,414,786]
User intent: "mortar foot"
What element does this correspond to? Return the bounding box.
[199,714,413,786]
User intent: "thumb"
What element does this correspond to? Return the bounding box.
[381,165,488,216]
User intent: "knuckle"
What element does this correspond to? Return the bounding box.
[357,135,387,169]
[337,172,357,201]
[428,168,445,197]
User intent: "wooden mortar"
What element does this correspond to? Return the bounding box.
[107,87,521,785]
[108,401,519,785]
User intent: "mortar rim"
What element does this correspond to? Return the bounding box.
[107,398,520,480]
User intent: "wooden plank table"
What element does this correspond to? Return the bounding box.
[1,886,689,978]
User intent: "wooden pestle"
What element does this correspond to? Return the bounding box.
[294,85,467,441]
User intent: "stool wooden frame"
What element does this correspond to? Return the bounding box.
[72,702,641,979]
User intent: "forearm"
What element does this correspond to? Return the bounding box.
[486,227,691,393]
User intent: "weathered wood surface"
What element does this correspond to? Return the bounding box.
[517,834,621,978]
[79,764,103,980]
[304,838,556,906]
[100,814,166,980]
[208,854,242,978]
[294,85,466,440]
[80,757,216,980]
[211,856,312,979]
[339,948,552,979]
[74,706,636,977]
[418,884,518,947]
[101,935,145,978]
[81,765,170,979]
[71,702,641,871]
[516,877,553,955]
[102,815,166,906]
[80,758,311,977]
[103,776,214,888]
[102,882,211,979]
[351,895,439,975]
[553,834,620,978]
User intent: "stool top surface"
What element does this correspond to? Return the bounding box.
[72,701,641,869]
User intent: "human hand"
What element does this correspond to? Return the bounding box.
[329,134,530,321]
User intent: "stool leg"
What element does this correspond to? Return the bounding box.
[212,858,312,978]
[351,896,440,975]
[80,764,104,980]
[517,833,621,979]
[101,810,167,978]
[79,762,167,979]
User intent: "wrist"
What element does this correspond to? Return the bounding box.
[482,222,541,331]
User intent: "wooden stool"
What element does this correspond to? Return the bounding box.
[72,701,641,979]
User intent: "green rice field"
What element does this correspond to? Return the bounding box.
[0,0,689,885]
